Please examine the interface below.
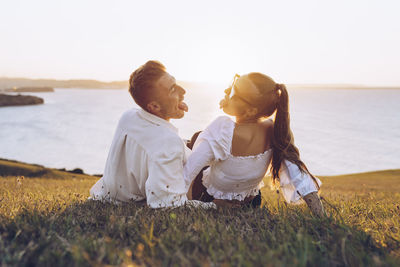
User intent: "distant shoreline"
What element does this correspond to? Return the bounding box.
[0,77,128,90]
[3,86,54,93]
[1,77,400,91]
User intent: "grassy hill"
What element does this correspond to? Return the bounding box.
[0,159,399,266]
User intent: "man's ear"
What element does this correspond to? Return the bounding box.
[147,101,161,114]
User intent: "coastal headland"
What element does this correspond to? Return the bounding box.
[0,158,90,178]
[0,93,44,107]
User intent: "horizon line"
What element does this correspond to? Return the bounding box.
[1,76,400,88]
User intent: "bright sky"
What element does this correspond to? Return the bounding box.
[1,0,399,85]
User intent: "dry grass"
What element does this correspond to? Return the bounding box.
[0,161,399,266]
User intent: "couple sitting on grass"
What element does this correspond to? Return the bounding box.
[90,60,325,216]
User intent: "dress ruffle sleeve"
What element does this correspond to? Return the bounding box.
[193,116,234,161]
[279,160,322,204]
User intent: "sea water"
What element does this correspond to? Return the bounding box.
[0,85,399,175]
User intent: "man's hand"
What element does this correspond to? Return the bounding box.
[213,199,242,208]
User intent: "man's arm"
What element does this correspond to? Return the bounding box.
[145,143,188,208]
[145,139,216,209]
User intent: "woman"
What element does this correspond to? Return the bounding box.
[184,73,325,216]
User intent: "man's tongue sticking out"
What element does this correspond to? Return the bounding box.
[178,102,188,112]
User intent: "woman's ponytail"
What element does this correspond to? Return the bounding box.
[247,73,319,188]
[271,84,318,187]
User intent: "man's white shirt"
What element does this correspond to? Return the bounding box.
[90,108,213,208]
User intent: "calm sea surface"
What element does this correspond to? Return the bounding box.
[1,85,399,175]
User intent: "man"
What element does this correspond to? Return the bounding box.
[90,60,211,208]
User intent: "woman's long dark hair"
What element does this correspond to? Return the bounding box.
[248,73,319,187]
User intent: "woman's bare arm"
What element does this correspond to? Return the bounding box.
[303,192,325,217]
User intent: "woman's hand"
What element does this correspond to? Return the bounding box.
[303,192,325,217]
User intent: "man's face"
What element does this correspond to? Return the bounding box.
[150,72,188,121]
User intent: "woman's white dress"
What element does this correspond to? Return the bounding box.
[184,116,321,204]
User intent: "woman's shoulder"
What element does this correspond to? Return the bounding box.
[260,118,274,144]
[260,118,274,135]
[261,118,274,128]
